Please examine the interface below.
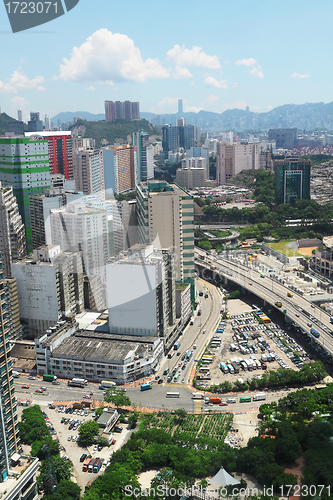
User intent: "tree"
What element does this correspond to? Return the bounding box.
[104,388,131,410]
[174,409,187,423]
[78,420,99,446]
[43,480,81,500]
[52,456,73,483]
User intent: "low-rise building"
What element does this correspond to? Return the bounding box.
[96,408,118,432]
[175,283,191,325]
[0,456,39,500]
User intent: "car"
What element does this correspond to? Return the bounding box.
[202,329,206,334]
[158,378,163,384]
[83,395,91,399]
[114,426,123,433]
[307,322,312,327]
[155,375,160,380]
[67,436,72,441]
[93,445,98,451]
[249,282,252,286]
[48,404,55,409]
[181,354,186,361]
[220,402,228,406]
[178,362,182,367]
[111,440,116,445]
[97,445,102,451]
[193,344,197,349]
[167,376,172,382]
[176,351,181,356]
[28,376,35,380]
[61,418,65,423]
[311,304,315,308]
[35,389,43,393]
[182,378,185,384]
[21,385,29,389]
[295,314,300,317]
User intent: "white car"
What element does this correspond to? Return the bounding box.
[193,344,197,349]
[93,445,98,451]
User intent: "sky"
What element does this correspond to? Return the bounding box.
[0,0,332,121]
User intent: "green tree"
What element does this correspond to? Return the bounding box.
[78,420,99,447]
[43,480,81,500]
[104,388,131,410]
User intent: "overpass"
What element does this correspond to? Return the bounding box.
[194,248,333,357]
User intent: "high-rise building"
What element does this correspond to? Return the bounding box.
[50,203,108,310]
[162,125,179,152]
[162,124,195,153]
[0,257,20,480]
[268,128,298,149]
[136,180,195,300]
[105,101,140,121]
[72,137,96,150]
[186,146,209,175]
[178,99,183,116]
[107,244,175,337]
[216,142,261,185]
[132,131,154,181]
[0,137,51,251]
[73,149,105,197]
[12,245,84,337]
[275,158,311,205]
[112,200,138,255]
[25,131,73,179]
[7,122,24,136]
[28,111,43,132]
[176,167,206,189]
[44,114,50,130]
[102,144,138,194]
[0,183,27,278]
[17,110,22,122]
[29,191,66,249]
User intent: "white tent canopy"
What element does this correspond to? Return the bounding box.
[208,467,240,487]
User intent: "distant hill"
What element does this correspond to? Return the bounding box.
[0,112,22,135]
[51,111,105,124]
[69,118,159,146]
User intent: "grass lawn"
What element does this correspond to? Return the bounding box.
[267,240,304,258]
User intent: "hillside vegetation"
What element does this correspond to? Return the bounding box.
[70,118,159,146]
[0,112,25,135]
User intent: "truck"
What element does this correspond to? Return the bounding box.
[141,383,152,391]
[174,341,181,350]
[93,459,102,473]
[12,371,20,378]
[100,380,115,388]
[209,396,221,404]
[43,374,57,382]
[253,393,266,401]
[68,378,87,388]
[231,362,240,374]
[88,459,97,473]
[82,457,92,472]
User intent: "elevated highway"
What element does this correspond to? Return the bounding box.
[195,249,333,357]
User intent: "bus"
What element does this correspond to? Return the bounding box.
[174,373,180,381]
[310,328,320,338]
[166,392,180,398]
[199,366,210,373]
[239,396,251,403]
[168,349,175,359]
[101,380,116,388]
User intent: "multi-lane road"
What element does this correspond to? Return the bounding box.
[196,249,333,356]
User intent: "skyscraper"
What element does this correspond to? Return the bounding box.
[29,191,66,249]
[0,255,20,480]
[136,180,195,300]
[0,137,51,251]
[44,114,50,130]
[73,149,105,197]
[275,158,311,204]
[105,101,140,121]
[0,183,27,278]
[216,142,261,185]
[17,110,22,122]
[132,131,154,181]
[28,111,43,132]
[25,131,73,179]
[102,144,138,194]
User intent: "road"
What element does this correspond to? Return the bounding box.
[196,249,333,356]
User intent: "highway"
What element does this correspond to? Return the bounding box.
[195,249,333,356]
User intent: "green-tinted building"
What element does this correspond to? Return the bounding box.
[0,137,51,251]
[136,180,195,300]
[275,158,311,205]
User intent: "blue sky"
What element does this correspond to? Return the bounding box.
[0,0,332,121]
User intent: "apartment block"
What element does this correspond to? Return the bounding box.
[12,245,84,337]
[132,131,154,181]
[176,167,206,189]
[73,149,105,197]
[102,144,138,194]
[216,142,261,185]
[136,180,195,300]
[29,191,66,249]
[105,100,140,121]
[0,183,26,278]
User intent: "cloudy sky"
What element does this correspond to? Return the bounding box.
[0,0,331,120]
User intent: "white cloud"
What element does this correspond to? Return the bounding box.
[291,72,311,79]
[167,44,221,69]
[11,96,28,107]
[86,85,96,91]
[59,28,169,83]
[0,68,45,93]
[173,66,193,79]
[235,57,263,78]
[204,76,229,89]
[235,57,257,67]
[250,65,263,78]
[150,97,179,114]
[184,105,203,113]
[205,95,218,102]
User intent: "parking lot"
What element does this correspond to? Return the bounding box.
[195,298,311,389]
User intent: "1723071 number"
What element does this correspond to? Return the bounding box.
[5,2,58,14]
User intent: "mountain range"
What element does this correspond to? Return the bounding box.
[48,101,333,132]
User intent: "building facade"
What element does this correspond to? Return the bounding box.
[102,144,138,194]
[0,184,26,278]
[107,244,175,338]
[275,158,311,204]
[0,137,51,251]
[132,131,154,181]
[268,128,298,149]
[136,180,195,300]
[216,142,261,185]
[29,191,66,249]
[176,167,206,189]
[25,131,73,179]
[105,101,140,121]
[73,149,105,197]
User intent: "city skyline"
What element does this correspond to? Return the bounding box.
[0,0,332,120]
